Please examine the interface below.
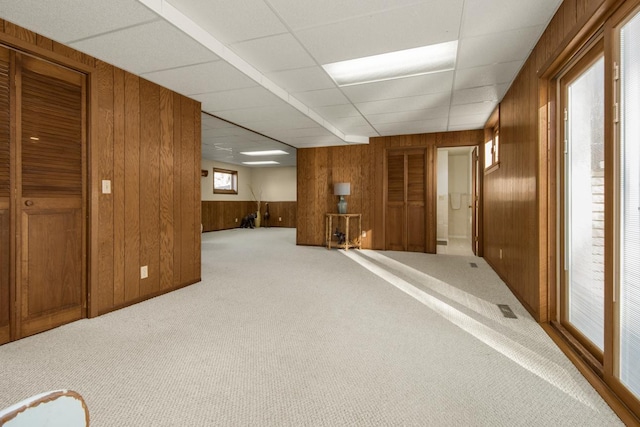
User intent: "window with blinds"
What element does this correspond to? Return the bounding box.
[619,8,640,399]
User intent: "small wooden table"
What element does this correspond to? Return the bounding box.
[325,213,361,250]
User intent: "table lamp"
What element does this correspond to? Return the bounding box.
[334,183,350,214]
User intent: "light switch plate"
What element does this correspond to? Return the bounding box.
[102,180,111,194]
[140,265,148,279]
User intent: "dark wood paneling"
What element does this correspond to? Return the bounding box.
[123,73,141,302]
[0,19,201,319]
[139,79,161,296]
[202,201,296,231]
[159,88,174,290]
[97,61,114,313]
[113,68,125,305]
[297,130,482,250]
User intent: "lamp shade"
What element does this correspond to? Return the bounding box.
[334,183,350,196]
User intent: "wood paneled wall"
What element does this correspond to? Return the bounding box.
[0,19,201,318]
[202,201,296,231]
[296,131,483,251]
[482,0,614,322]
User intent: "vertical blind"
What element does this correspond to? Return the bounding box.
[620,9,640,399]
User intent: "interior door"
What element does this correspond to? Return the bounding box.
[385,148,426,252]
[471,147,479,255]
[0,46,10,344]
[15,53,86,338]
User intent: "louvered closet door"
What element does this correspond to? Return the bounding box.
[16,54,86,338]
[0,46,10,344]
[385,149,427,252]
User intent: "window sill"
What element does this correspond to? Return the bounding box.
[484,162,500,175]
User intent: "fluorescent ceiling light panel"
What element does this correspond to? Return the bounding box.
[323,41,458,87]
[240,150,289,156]
[242,161,280,165]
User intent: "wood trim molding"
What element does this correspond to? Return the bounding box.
[542,323,640,426]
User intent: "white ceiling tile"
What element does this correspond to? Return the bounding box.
[449,102,497,118]
[294,1,464,64]
[342,72,454,103]
[195,87,283,113]
[266,67,336,93]
[0,0,158,43]
[375,118,449,136]
[70,20,219,74]
[142,61,257,97]
[165,0,287,44]
[366,107,449,125]
[268,0,425,31]
[216,104,300,124]
[461,0,562,38]
[457,26,543,69]
[454,61,523,90]
[230,33,316,73]
[451,84,508,105]
[447,124,483,131]
[292,89,350,107]
[331,116,371,131]
[448,113,491,127]
[344,125,379,137]
[355,93,451,115]
[314,104,362,120]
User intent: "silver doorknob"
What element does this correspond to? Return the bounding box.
[25,200,34,207]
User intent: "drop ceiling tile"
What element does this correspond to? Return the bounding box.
[366,107,449,125]
[216,104,299,124]
[0,0,158,43]
[457,26,543,69]
[165,0,287,44]
[268,126,334,139]
[454,61,523,90]
[315,104,362,120]
[448,113,491,127]
[292,89,350,107]
[196,87,283,113]
[294,1,464,64]
[342,72,454,103]
[268,0,425,31]
[375,118,449,136]
[331,116,371,131]
[355,92,451,115]
[230,33,316,73]
[70,20,220,74]
[342,125,379,137]
[142,61,257,97]
[266,67,336,93]
[461,0,562,38]
[449,102,497,118]
[451,84,508,105]
[448,124,483,131]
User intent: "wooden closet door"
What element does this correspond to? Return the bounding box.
[16,54,86,338]
[386,151,406,250]
[385,148,427,252]
[0,46,10,344]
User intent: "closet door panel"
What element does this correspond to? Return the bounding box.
[0,46,10,344]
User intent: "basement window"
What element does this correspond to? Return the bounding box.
[484,125,500,173]
[213,168,238,194]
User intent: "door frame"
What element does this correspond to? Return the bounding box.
[0,33,97,343]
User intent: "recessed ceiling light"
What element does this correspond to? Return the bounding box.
[242,161,280,165]
[240,150,289,156]
[322,40,458,87]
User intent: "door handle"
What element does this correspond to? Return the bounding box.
[24,200,34,207]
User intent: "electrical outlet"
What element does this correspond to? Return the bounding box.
[235,218,238,222]
[499,249,503,259]
[140,265,148,279]
[101,179,111,194]
[279,217,282,221]
[362,231,367,238]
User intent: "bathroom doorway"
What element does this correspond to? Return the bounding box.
[436,146,475,256]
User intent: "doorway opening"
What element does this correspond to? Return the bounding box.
[436,146,475,256]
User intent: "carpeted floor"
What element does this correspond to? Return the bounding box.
[0,228,622,426]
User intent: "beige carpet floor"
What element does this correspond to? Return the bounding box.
[0,228,623,426]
